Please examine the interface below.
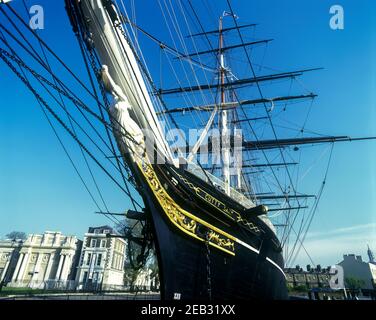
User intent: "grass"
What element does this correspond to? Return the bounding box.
[0,287,73,296]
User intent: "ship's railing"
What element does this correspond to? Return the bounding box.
[186,162,277,234]
[186,162,254,208]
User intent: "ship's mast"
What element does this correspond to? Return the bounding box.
[219,16,231,195]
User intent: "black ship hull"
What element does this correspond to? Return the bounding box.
[133,161,288,300]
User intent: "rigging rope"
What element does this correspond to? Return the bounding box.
[0,31,122,225]
[20,0,113,216]
[287,144,335,266]
[0,50,142,208]
[223,0,326,251]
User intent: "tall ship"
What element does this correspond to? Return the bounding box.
[0,0,374,299]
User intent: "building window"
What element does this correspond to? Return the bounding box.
[111,255,116,269]
[91,239,97,247]
[101,240,106,248]
[83,271,88,283]
[86,253,92,265]
[97,254,102,266]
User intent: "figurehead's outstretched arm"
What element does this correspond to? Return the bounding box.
[100,65,128,103]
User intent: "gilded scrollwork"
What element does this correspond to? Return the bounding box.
[139,162,235,255]
[208,231,235,252]
[143,163,197,234]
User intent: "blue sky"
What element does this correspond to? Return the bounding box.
[0,0,375,267]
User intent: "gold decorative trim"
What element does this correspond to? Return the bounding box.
[208,230,235,252]
[137,161,236,256]
[173,170,260,234]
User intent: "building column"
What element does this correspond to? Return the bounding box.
[31,253,43,283]
[60,254,72,281]
[0,257,11,282]
[11,253,24,282]
[15,252,30,283]
[44,253,54,280]
[55,254,65,280]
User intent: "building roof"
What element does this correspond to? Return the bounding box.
[87,225,117,235]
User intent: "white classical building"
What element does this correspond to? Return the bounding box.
[0,239,23,283]
[76,226,126,290]
[7,231,82,289]
[339,254,376,290]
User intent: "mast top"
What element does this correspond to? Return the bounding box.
[186,23,257,38]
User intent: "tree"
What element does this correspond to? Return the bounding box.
[5,231,26,240]
[294,284,309,293]
[115,219,158,290]
[345,277,365,298]
[345,277,365,290]
[115,219,144,269]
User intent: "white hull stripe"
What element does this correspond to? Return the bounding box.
[235,239,286,279]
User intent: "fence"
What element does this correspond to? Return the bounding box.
[2,279,160,296]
